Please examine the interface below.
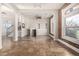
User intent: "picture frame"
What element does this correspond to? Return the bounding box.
[22,23,25,28]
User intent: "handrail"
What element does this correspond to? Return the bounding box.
[7,25,14,29]
[7,25,14,36]
[7,29,15,35]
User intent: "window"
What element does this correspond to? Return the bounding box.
[65,14,79,39]
[65,4,79,16]
[63,4,79,40]
[49,15,54,35]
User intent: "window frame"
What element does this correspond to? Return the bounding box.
[62,3,79,44]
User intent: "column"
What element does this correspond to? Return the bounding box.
[14,13,18,41]
[21,16,25,37]
[0,4,2,49]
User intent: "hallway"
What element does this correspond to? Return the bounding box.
[0,3,79,56]
[0,36,73,56]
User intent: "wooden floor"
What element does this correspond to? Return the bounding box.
[0,36,74,56]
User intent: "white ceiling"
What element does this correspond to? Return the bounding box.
[14,3,64,18]
[14,3,64,10]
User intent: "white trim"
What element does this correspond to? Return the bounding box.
[0,4,2,49]
[49,34,55,39]
[14,13,19,41]
[58,39,79,53]
[62,36,79,45]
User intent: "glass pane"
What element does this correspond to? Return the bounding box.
[65,8,73,15]
[65,4,79,15]
[65,14,79,39]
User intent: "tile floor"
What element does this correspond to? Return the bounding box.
[0,36,73,56]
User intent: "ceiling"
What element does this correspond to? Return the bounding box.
[14,3,64,18]
[14,3,64,10]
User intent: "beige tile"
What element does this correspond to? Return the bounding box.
[0,36,73,56]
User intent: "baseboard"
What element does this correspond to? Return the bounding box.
[49,34,54,39]
[57,39,79,55]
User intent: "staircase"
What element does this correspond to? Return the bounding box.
[3,22,22,40]
[6,24,15,38]
[2,24,15,50]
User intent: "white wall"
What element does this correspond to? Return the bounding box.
[1,10,58,38]
[35,18,48,36]
[21,16,27,37]
[21,17,48,37]
[15,10,59,37]
[0,5,2,49]
[0,4,15,36]
[1,11,15,36]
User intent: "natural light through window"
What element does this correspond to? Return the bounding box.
[65,14,79,39]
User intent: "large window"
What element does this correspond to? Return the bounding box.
[65,14,79,39]
[62,4,79,44]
